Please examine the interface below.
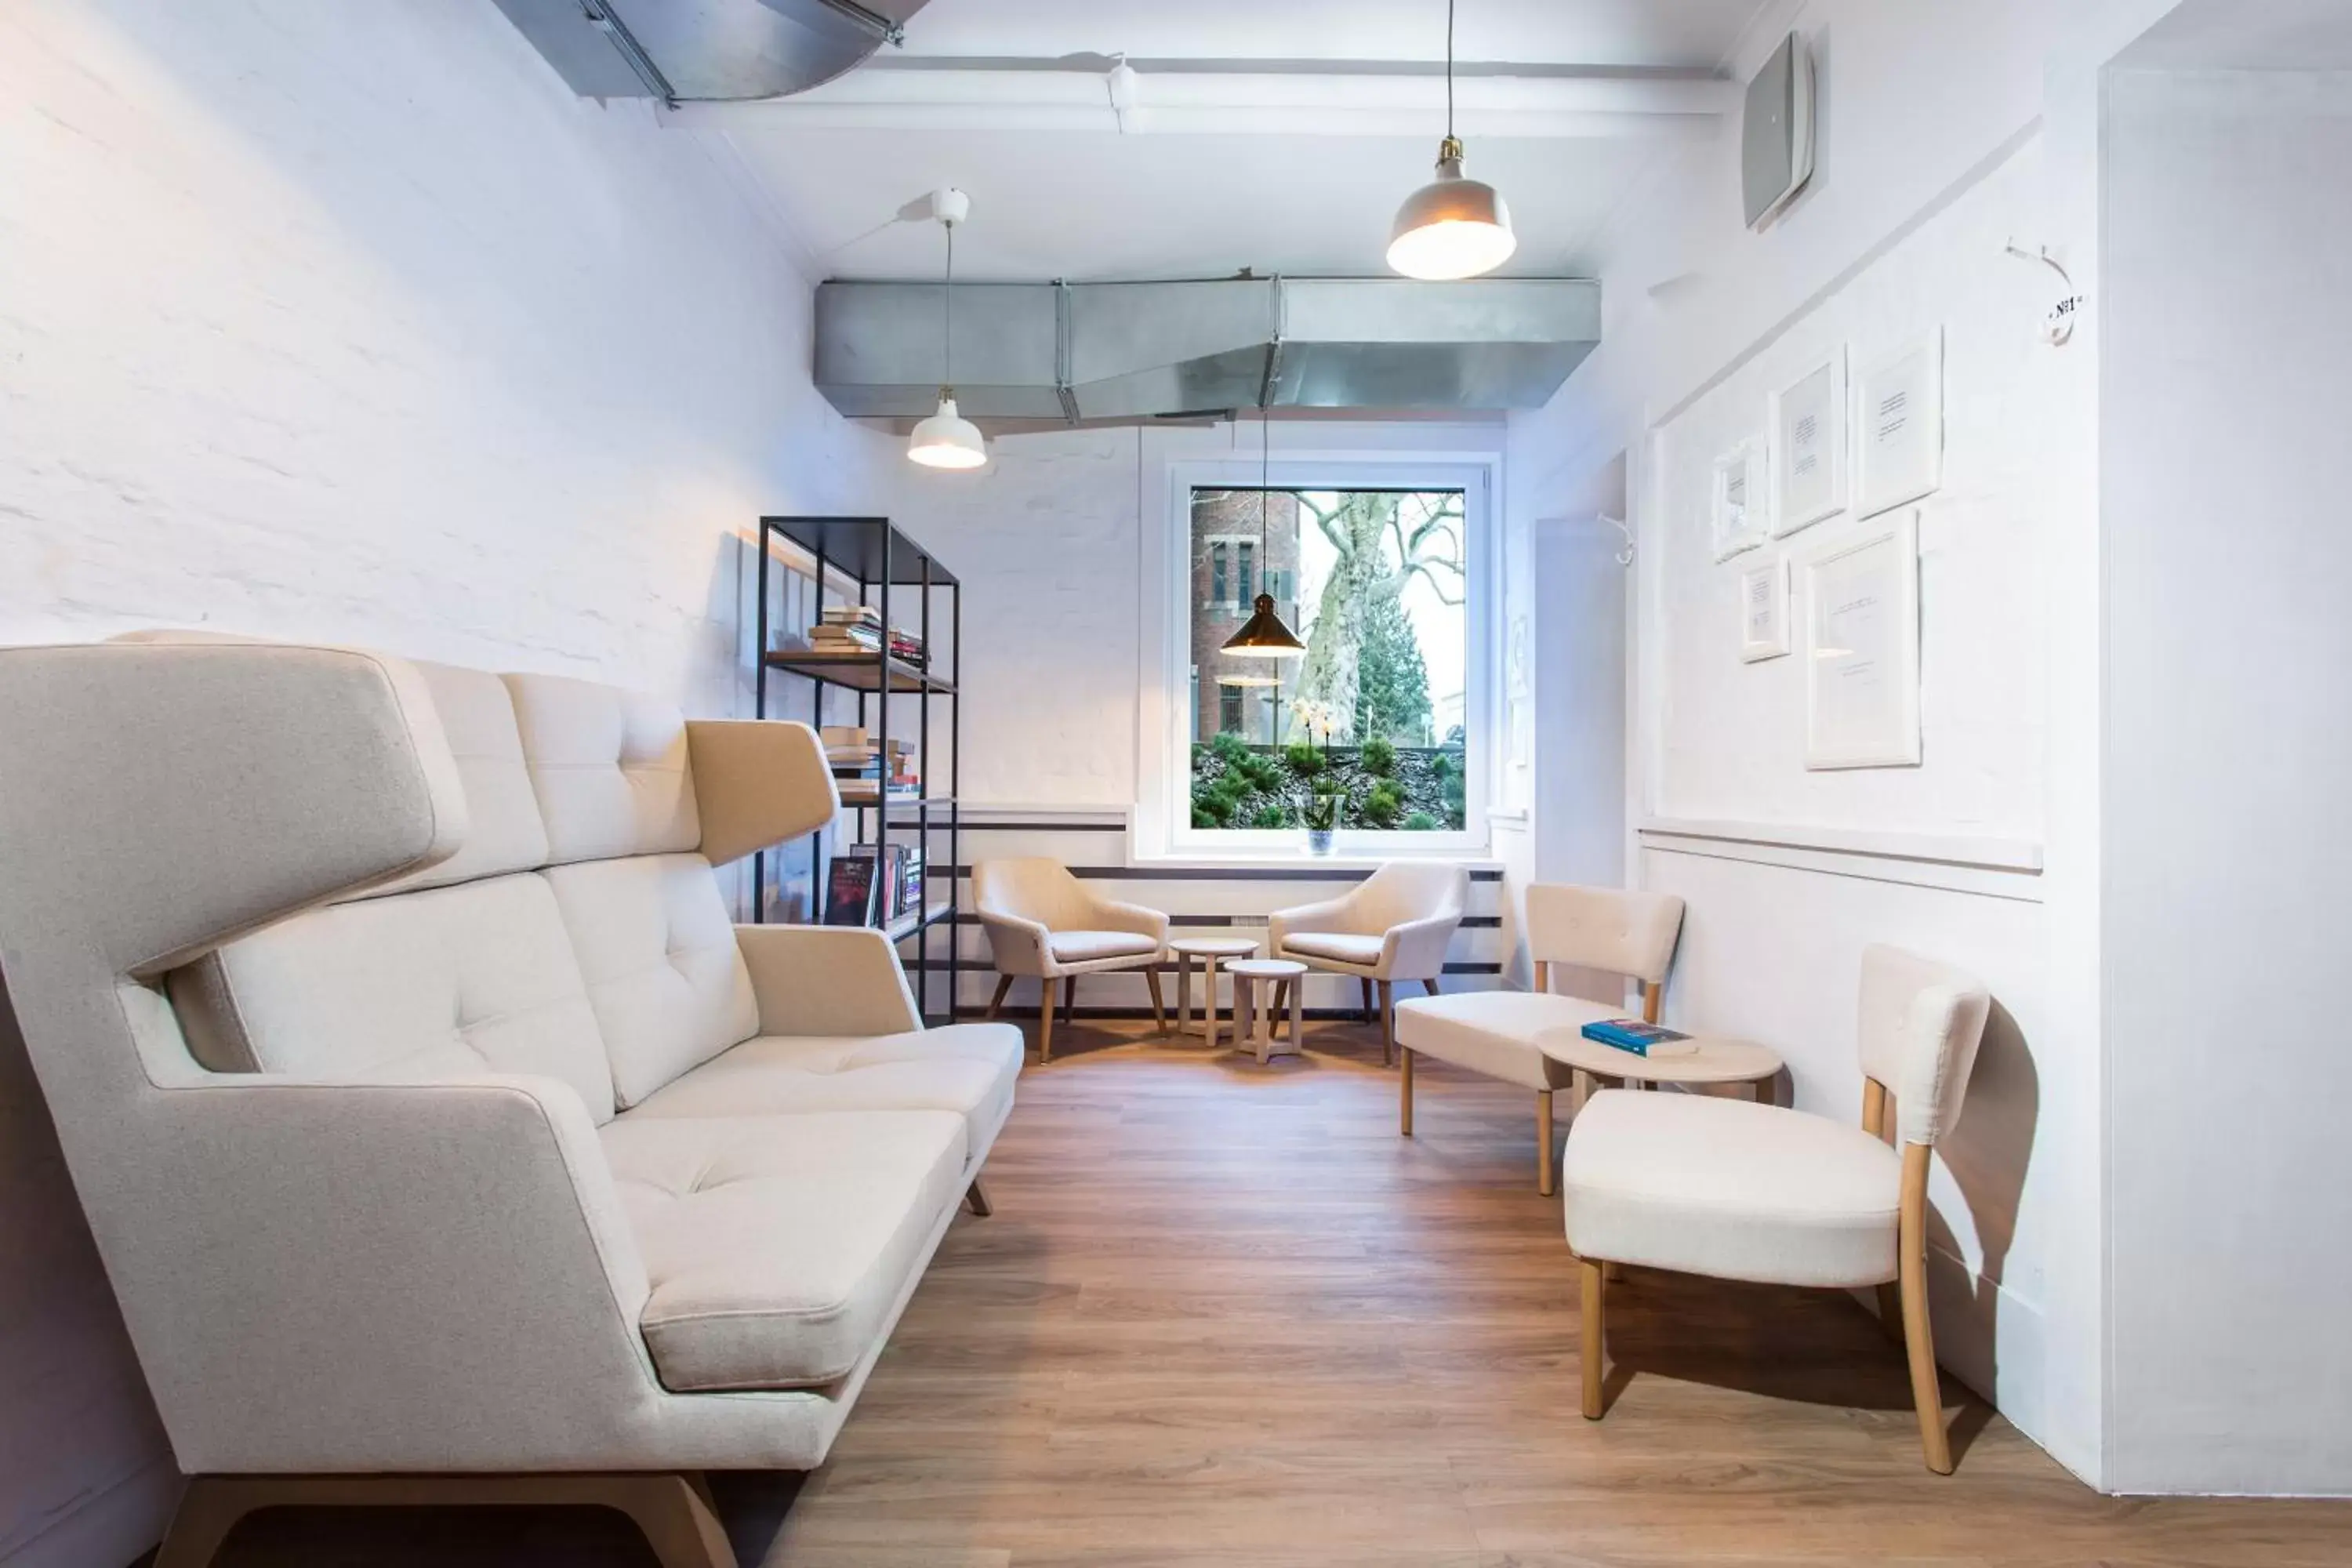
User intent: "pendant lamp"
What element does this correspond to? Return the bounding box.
[1221,408,1306,659]
[1387,0,1516,281]
[908,189,986,470]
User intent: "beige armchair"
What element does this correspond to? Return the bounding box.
[973,858,1170,1062]
[1269,862,1469,1065]
[1563,945,1991,1473]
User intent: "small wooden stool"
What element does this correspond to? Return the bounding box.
[1168,935,1261,1050]
[1225,957,1307,1065]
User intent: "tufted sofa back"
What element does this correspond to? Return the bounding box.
[167,655,828,1123]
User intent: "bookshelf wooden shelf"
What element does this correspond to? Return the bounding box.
[753,515,964,1026]
[762,649,955,695]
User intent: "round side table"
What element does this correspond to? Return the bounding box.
[1224,957,1307,1065]
[1167,936,1261,1051]
[1534,1028,1784,1109]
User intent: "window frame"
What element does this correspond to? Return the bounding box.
[1147,447,1498,860]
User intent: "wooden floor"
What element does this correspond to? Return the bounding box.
[203,1019,2352,1567]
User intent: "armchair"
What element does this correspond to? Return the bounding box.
[1268,862,1469,1065]
[972,858,1171,1062]
[1563,945,1991,1473]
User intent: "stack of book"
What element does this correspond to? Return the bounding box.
[822,844,929,927]
[804,605,925,667]
[821,727,919,804]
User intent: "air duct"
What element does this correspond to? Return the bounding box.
[489,0,930,104]
[815,276,1600,423]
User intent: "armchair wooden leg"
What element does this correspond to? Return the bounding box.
[1424,976,1441,996]
[1064,975,1078,1025]
[1145,967,1168,1034]
[1399,1046,1414,1135]
[1580,1258,1607,1419]
[1288,974,1304,1054]
[1875,1282,1905,1344]
[1039,978,1059,1063]
[965,1176,994,1217]
[1377,979,1395,1067]
[156,1472,739,1568]
[1899,1143,1954,1474]
[1537,1089,1555,1196]
[1359,976,1374,1023]
[985,973,1014,1019]
[1177,956,1193,1036]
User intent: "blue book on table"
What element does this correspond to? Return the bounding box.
[1581,1018,1691,1057]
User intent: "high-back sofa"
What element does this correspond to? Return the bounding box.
[0,638,1022,1567]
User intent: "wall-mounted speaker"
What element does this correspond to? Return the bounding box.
[1742,32,1816,230]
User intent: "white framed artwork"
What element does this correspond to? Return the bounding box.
[1709,437,1769,561]
[1769,348,1846,536]
[1801,510,1921,769]
[1853,329,1944,517]
[1739,554,1791,662]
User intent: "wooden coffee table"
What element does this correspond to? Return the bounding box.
[1534,1027,1784,1106]
[1168,936,1261,1051]
[1224,957,1307,1065]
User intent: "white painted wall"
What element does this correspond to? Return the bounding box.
[1504,0,2196,1487]
[2101,58,2352,1497]
[0,2,893,1561]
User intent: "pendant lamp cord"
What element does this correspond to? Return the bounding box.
[942,219,955,391]
[1446,0,1456,140]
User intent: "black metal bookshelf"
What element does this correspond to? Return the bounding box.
[753,516,961,1025]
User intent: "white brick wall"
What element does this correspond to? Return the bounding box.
[0,3,891,1561]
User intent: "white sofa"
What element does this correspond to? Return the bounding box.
[0,640,1023,1568]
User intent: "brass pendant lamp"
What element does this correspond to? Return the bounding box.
[1387,0,1516,281]
[1221,407,1306,660]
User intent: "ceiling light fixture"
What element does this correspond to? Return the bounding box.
[1387,0,1516,281]
[1221,407,1306,660]
[907,187,986,470]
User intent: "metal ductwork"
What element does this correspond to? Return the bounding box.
[815,276,1602,423]
[489,0,928,104]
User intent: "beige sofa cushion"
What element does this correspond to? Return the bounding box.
[1561,1090,1904,1287]
[544,854,757,1108]
[601,1109,967,1391]
[504,672,699,865]
[358,659,550,897]
[169,872,618,1120]
[1047,930,1157,964]
[627,1024,1023,1153]
[1280,931,1385,966]
[1393,990,1620,1091]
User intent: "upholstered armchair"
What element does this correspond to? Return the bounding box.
[1563,945,1991,1473]
[1269,862,1469,1065]
[973,858,1170,1062]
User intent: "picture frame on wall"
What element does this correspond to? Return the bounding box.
[1769,347,1846,536]
[1800,510,1921,769]
[1853,329,1944,517]
[1739,554,1791,662]
[1710,437,1770,561]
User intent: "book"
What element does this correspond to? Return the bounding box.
[1579,1018,1694,1058]
[822,849,880,927]
[897,847,926,918]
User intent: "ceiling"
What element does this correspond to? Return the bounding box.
[689,0,1777,283]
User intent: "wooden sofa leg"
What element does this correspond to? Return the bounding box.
[1145,967,1168,1034]
[985,974,1014,1019]
[1399,1046,1414,1136]
[1359,976,1374,1022]
[1899,1143,1955,1474]
[1537,1089,1555,1196]
[156,1472,739,1568]
[965,1176,994,1217]
[1039,978,1058,1063]
[1580,1258,1607,1419]
[1378,979,1395,1067]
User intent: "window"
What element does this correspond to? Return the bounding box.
[1185,484,1473,837]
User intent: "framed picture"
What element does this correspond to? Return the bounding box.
[1800,510,1921,769]
[1739,554,1791,662]
[1853,329,1944,517]
[1710,437,1769,561]
[1769,348,1846,536]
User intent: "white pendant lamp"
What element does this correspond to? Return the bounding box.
[908,189,986,470]
[1387,0,1516,281]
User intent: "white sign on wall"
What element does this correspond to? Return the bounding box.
[1801,510,1921,768]
[1853,328,1944,518]
[1770,347,1846,536]
[1739,554,1791,662]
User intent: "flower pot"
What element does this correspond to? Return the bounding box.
[1308,828,1336,857]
